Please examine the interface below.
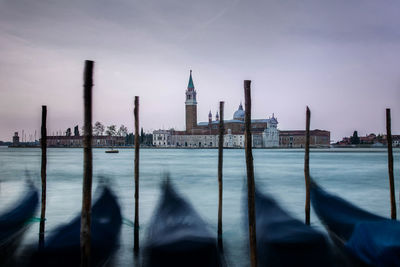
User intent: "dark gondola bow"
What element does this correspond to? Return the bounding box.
[145,181,221,267]
[251,188,333,266]
[31,186,122,267]
[310,179,400,266]
[0,183,39,262]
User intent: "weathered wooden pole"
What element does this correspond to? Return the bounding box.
[304,106,311,225]
[134,96,140,253]
[217,101,225,251]
[244,80,257,267]
[39,105,47,249]
[81,60,94,267]
[386,108,396,219]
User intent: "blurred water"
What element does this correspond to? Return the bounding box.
[0,147,399,266]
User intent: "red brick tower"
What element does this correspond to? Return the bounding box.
[185,70,197,132]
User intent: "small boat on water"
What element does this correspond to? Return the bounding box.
[31,186,122,267]
[0,183,39,263]
[310,179,400,266]
[144,181,222,267]
[250,188,333,267]
[105,149,119,153]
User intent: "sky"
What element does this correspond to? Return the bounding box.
[0,0,399,142]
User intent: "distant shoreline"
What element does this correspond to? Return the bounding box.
[4,145,399,151]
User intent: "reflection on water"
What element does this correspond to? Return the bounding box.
[0,147,399,266]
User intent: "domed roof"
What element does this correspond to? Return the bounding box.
[269,113,278,124]
[233,103,245,120]
[270,117,278,124]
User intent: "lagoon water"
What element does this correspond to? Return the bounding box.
[0,147,399,266]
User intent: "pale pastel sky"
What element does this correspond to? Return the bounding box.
[1,0,399,142]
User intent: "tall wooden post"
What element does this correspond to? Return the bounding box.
[39,105,47,249]
[81,60,94,267]
[134,96,140,253]
[217,101,224,251]
[304,106,311,225]
[244,80,257,267]
[386,108,396,219]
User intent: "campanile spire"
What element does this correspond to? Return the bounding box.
[188,70,195,90]
[185,70,198,132]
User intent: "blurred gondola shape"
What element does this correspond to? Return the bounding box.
[310,178,400,266]
[249,187,334,266]
[31,186,122,267]
[145,179,222,267]
[0,182,39,263]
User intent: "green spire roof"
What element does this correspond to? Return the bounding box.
[188,70,195,89]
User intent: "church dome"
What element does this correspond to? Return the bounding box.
[233,103,245,120]
[269,113,278,124]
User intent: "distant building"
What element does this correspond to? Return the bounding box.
[153,71,279,148]
[45,135,125,147]
[336,133,400,147]
[382,134,400,147]
[279,130,330,148]
[392,135,400,147]
[360,133,376,144]
[12,132,19,146]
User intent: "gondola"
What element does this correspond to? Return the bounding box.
[0,183,39,263]
[251,188,334,266]
[31,186,122,267]
[144,181,221,267]
[310,179,400,266]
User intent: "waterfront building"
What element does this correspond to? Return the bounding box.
[45,135,125,147]
[153,71,280,148]
[380,134,400,147]
[392,135,400,147]
[279,130,330,148]
[335,133,400,147]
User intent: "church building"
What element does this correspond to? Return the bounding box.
[153,71,280,148]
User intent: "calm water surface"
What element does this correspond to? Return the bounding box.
[0,147,399,266]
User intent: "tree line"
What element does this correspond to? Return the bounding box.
[93,122,128,137]
[125,128,153,145]
[63,121,153,145]
[64,123,128,137]
[94,121,153,145]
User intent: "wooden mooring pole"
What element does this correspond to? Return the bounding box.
[134,96,140,253]
[81,60,94,267]
[39,105,47,249]
[244,80,257,267]
[217,101,224,251]
[386,108,396,220]
[304,106,311,225]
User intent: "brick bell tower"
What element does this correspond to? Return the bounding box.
[185,70,197,132]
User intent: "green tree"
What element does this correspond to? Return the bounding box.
[74,125,80,136]
[117,125,128,137]
[144,133,153,145]
[94,121,105,136]
[140,127,144,143]
[105,125,117,136]
[350,130,360,144]
[125,133,134,145]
